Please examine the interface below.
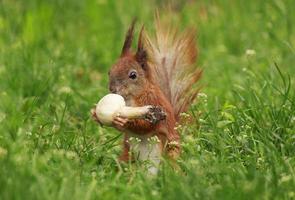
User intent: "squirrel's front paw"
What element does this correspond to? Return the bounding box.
[145,106,166,124]
[112,116,128,131]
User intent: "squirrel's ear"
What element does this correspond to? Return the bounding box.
[135,26,148,70]
[121,19,136,57]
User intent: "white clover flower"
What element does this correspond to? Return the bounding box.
[26,131,32,136]
[150,136,160,143]
[58,86,73,94]
[279,173,292,184]
[52,149,66,157]
[288,192,295,198]
[91,172,97,178]
[199,118,206,124]
[65,151,78,160]
[257,157,265,167]
[128,136,141,146]
[148,136,160,149]
[151,190,158,196]
[135,138,141,143]
[197,92,208,99]
[180,112,190,117]
[174,124,182,130]
[245,49,256,56]
[168,141,179,147]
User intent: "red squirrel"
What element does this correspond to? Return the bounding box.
[92,18,202,163]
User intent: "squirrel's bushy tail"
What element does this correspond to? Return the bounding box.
[144,16,202,120]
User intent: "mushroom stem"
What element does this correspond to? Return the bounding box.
[118,106,151,119]
[94,94,166,126]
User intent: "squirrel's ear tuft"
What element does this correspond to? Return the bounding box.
[121,19,136,56]
[135,25,148,70]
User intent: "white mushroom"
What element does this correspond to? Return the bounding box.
[95,94,152,126]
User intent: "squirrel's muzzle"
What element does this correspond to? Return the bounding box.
[109,81,118,94]
[109,86,117,94]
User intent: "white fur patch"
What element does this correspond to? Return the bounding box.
[127,134,161,175]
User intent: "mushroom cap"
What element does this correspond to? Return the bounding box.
[95,94,126,125]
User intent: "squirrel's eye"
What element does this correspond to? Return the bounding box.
[129,71,137,79]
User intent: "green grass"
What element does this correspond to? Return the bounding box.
[0,0,295,199]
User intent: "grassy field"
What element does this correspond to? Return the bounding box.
[0,0,295,199]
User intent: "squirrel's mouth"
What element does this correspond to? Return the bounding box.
[109,84,132,101]
[109,86,117,94]
[110,89,123,98]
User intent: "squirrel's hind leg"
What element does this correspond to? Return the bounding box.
[118,134,131,162]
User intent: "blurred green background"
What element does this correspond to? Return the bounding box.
[0,0,294,199]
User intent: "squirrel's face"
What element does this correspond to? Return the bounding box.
[108,20,151,101]
[109,56,148,100]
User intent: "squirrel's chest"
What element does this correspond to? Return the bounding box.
[125,95,151,107]
[125,98,137,107]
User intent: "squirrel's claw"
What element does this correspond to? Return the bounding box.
[145,106,166,124]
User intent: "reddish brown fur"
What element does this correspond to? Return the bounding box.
[118,70,180,161]
[106,19,200,161]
